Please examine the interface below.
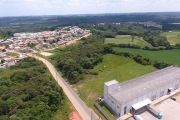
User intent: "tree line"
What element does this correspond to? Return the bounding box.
[0,57,65,120]
[111,50,171,69]
[50,35,112,84]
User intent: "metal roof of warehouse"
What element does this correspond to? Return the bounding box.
[110,65,180,104]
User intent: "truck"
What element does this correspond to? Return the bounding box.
[134,115,143,120]
[147,105,163,119]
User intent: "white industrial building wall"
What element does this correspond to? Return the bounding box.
[126,100,133,113]
[138,96,143,102]
[107,94,112,106]
[120,103,126,116]
[132,98,138,105]
[155,87,161,99]
[177,79,180,88]
[168,82,173,89]
[143,94,148,100]
[175,80,179,89]
[173,80,176,87]
[164,84,169,94]
[178,79,180,85]
[147,92,152,100]
[172,80,177,89]
[159,85,166,97]
[115,101,121,117]
[176,79,180,89]
[111,97,116,111]
[104,85,108,102]
[104,81,119,105]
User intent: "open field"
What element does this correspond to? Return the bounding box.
[72,54,156,119]
[99,102,116,120]
[40,52,52,56]
[8,52,19,57]
[105,35,152,48]
[53,95,73,120]
[113,47,180,65]
[161,31,180,44]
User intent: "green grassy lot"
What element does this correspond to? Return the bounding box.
[161,31,180,44]
[8,52,19,57]
[46,48,62,54]
[52,96,73,120]
[99,102,116,120]
[72,54,156,119]
[105,35,152,48]
[113,47,180,65]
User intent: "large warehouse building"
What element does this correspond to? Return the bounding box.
[104,65,180,117]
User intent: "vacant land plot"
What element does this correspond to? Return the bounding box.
[72,54,156,119]
[40,52,52,56]
[161,31,180,44]
[105,35,152,48]
[8,52,19,57]
[113,47,180,65]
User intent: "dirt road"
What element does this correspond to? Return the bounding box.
[28,54,98,120]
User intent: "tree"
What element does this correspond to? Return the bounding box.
[131,35,135,42]
[1,59,5,64]
[2,49,6,52]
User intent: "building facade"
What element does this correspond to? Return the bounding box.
[104,65,180,117]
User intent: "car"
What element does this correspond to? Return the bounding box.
[171,97,176,101]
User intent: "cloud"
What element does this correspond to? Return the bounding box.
[0,0,180,16]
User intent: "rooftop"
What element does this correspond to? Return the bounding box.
[110,65,180,104]
[105,80,118,86]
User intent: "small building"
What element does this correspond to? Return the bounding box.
[7,59,16,67]
[14,33,21,37]
[0,63,7,68]
[104,65,180,117]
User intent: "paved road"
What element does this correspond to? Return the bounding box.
[28,54,98,120]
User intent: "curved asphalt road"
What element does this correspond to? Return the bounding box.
[28,54,98,120]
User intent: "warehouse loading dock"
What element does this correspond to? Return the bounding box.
[140,99,180,120]
[132,99,151,115]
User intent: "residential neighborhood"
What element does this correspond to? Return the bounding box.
[0,50,27,69]
[0,26,91,69]
[0,26,90,52]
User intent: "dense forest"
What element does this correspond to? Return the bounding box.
[0,57,65,120]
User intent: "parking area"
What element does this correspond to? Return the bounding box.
[174,92,180,103]
[121,90,180,120]
[140,98,180,120]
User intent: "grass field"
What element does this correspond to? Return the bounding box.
[105,35,152,48]
[72,54,156,119]
[161,31,180,44]
[113,47,180,65]
[53,95,73,120]
[8,52,19,57]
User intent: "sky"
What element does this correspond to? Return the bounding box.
[0,0,180,17]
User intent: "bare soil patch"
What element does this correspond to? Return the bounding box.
[69,111,83,120]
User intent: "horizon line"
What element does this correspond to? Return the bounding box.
[0,11,180,18]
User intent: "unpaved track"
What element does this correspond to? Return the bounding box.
[28,54,98,120]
